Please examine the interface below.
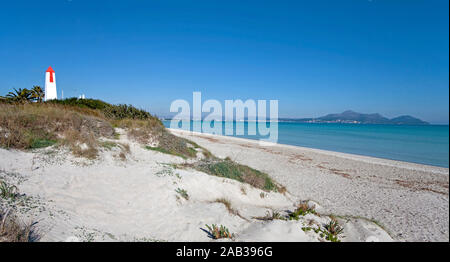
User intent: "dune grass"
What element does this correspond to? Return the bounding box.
[0,99,285,194]
[0,180,19,200]
[0,103,113,155]
[186,157,280,192]
[289,202,317,220]
[47,97,154,120]
[205,224,234,239]
[0,101,200,161]
[0,209,39,242]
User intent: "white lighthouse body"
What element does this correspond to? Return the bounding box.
[45,66,57,101]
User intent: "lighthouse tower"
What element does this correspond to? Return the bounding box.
[45,66,57,101]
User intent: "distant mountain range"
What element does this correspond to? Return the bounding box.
[279,110,429,125]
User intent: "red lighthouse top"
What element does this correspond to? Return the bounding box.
[46,66,55,82]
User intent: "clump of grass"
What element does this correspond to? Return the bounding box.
[289,202,316,220]
[175,188,189,200]
[277,185,287,194]
[62,130,99,159]
[119,152,126,161]
[119,143,130,153]
[0,209,39,242]
[0,103,114,159]
[0,181,18,200]
[254,210,286,221]
[117,143,130,161]
[320,219,344,242]
[300,218,344,242]
[214,198,238,215]
[187,158,280,192]
[205,224,234,239]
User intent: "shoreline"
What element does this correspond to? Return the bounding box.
[168,128,449,173]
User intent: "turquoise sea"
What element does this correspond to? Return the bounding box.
[163,121,449,168]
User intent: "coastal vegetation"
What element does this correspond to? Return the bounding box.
[213,198,239,216]
[0,208,38,242]
[180,156,283,193]
[0,87,281,193]
[0,89,194,160]
[289,202,317,220]
[205,224,234,239]
[175,188,189,200]
[0,181,19,200]
[0,90,395,243]
[1,86,44,104]
[253,210,285,221]
[322,219,344,242]
[0,180,39,242]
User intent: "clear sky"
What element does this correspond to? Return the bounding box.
[0,0,448,123]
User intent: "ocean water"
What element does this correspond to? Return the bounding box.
[163,120,449,168]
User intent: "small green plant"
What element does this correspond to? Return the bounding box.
[321,219,344,242]
[301,226,313,232]
[205,224,234,239]
[0,181,19,200]
[310,218,344,242]
[289,202,316,220]
[175,188,189,200]
[301,218,344,242]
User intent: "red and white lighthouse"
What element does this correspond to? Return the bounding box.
[45,66,57,101]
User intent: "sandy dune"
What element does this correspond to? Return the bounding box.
[1,127,446,242]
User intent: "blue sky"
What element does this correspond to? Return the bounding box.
[0,0,448,123]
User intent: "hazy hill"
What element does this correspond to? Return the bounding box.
[279,110,429,125]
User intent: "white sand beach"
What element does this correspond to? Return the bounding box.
[0,128,448,242]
